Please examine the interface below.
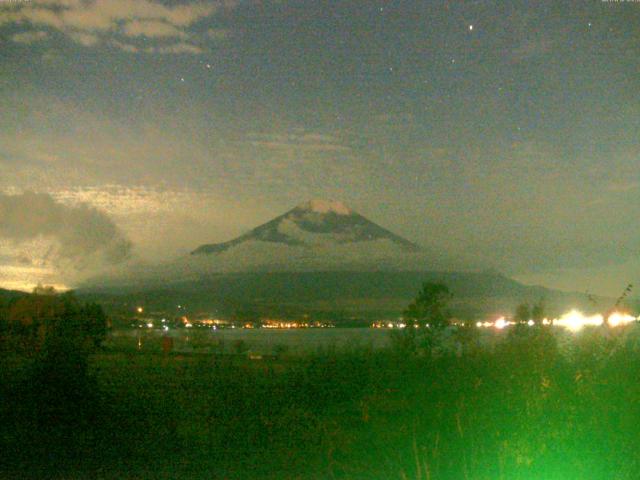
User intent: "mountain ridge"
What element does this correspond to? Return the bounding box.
[78,270,614,321]
[79,200,614,319]
[192,200,420,257]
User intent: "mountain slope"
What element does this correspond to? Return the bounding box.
[82,200,610,320]
[181,200,477,274]
[84,200,478,288]
[193,200,419,255]
[79,270,611,321]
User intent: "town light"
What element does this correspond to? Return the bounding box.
[494,317,508,329]
[607,312,636,327]
[553,310,603,332]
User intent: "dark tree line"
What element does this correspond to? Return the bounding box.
[0,288,108,355]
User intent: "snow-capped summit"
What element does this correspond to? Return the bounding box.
[296,199,352,215]
[185,200,432,272]
[88,200,477,285]
[192,200,418,257]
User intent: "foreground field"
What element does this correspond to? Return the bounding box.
[2,325,640,479]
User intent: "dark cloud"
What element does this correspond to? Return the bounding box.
[0,191,132,270]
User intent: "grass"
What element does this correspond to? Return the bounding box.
[2,325,640,479]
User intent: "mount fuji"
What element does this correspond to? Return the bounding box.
[186,200,464,273]
[87,199,468,287]
[81,200,605,319]
[193,200,419,255]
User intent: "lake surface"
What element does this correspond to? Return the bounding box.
[108,328,394,355]
[106,324,640,356]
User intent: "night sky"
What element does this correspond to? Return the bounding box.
[0,0,639,295]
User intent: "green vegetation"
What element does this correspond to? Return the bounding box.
[0,289,107,355]
[403,282,452,330]
[392,281,463,355]
[2,290,640,479]
[514,299,546,325]
[1,325,640,478]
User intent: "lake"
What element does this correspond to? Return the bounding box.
[107,327,395,355]
[105,324,640,357]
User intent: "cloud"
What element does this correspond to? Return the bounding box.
[246,132,353,153]
[206,27,228,39]
[109,39,138,53]
[1,0,233,53]
[122,19,186,38]
[68,31,99,46]
[0,191,132,271]
[10,30,48,43]
[606,180,640,193]
[151,42,202,54]
[107,39,203,54]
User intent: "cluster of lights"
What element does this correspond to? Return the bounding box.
[475,310,638,332]
[261,320,333,329]
[371,321,417,329]
[262,321,308,329]
[607,312,637,327]
[198,319,225,326]
[371,311,638,332]
[554,310,603,332]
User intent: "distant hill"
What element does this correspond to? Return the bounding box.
[80,270,611,321]
[82,200,615,321]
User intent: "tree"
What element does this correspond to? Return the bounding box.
[514,299,545,326]
[403,282,452,330]
[0,298,7,349]
[510,302,532,339]
[5,290,108,353]
[514,303,531,324]
[81,302,108,348]
[393,282,453,355]
[531,299,545,325]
